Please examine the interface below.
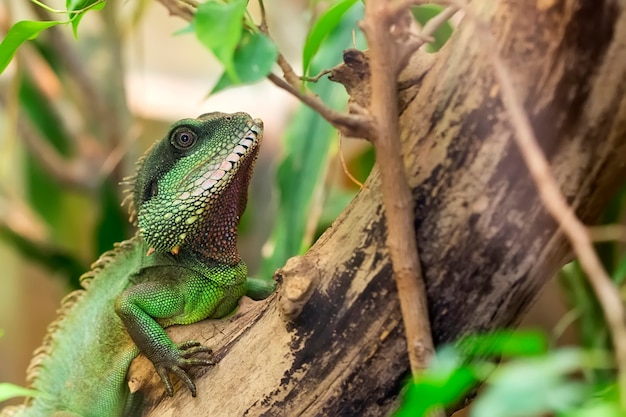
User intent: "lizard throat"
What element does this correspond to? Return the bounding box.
[135,116,262,256]
[190,146,258,265]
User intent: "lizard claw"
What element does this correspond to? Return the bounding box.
[154,340,214,397]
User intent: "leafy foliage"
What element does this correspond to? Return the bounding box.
[67,0,107,37]
[194,0,248,83]
[0,21,61,74]
[396,332,619,417]
[210,30,278,94]
[0,1,105,74]
[260,3,367,276]
[193,0,278,93]
[1,2,625,416]
[302,0,358,77]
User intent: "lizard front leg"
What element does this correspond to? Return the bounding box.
[114,260,248,397]
[114,277,214,397]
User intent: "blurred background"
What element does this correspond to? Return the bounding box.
[0,0,376,400]
[0,0,624,413]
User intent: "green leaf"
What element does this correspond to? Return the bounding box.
[173,22,195,36]
[0,20,62,74]
[211,31,278,94]
[396,346,481,417]
[396,367,478,417]
[194,0,247,83]
[302,0,358,77]
[564,403,622,417]
[0,383,41,402]
[260,3,365,277]
[563,385,621,417]
[67,0,106,38]
[411,4,454,52]
[470,349,591,417]
[457,330,548,358]
[19,74,72,155]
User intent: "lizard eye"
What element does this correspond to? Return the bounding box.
[171,128,197,150]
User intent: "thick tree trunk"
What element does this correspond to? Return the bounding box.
[138,0,626,415]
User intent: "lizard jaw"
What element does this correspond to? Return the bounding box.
[136,113,263,255]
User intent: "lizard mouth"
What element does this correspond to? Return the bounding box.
[134,113,264,254]
[187,118,263,197]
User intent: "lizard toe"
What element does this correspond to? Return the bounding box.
[155,366,175,397]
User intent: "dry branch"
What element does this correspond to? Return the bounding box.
[468,10,626,402]
[361,0,435,377]
[138,0,626,415]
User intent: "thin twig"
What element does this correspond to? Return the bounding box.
[267,73,373,138]
[257,0,268,32]
[275,53,303,89]
[29,0,106,15]
[420,5,459,35]
[302,68,332,83]
[338,132,367,190]
[471,14,626,406]
[361,0,435,379]
[156,0,196,20]
[588,225,626,243]
[266,5,458,139]
[400,5,459,65]
[267,47,370,136]
[157,0,371,138]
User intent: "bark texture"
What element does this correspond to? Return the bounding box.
[138,0,626,415]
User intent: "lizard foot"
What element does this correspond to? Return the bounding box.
[153,341,214,397]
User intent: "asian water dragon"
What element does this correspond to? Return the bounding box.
[1,112,274,416]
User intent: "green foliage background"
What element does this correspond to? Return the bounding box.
[0,1,624,416]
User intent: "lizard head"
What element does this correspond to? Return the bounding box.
[128,112,263,260]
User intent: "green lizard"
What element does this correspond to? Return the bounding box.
[1,112,274,417]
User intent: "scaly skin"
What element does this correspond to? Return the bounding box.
[1,112,274,417]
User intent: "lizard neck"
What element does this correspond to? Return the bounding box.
[191,150,256,265]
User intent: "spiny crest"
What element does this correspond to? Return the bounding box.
[24,238,137,386]
[120,145,153,226]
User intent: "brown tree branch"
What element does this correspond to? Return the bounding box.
[155,0,197,21]
[135,1,626,415]
[589,225,626,243]
[470,12,626,403]
[155,0,463,382]
[360,0,434,377]
[266,73,373,138]
[156,0,375,138]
